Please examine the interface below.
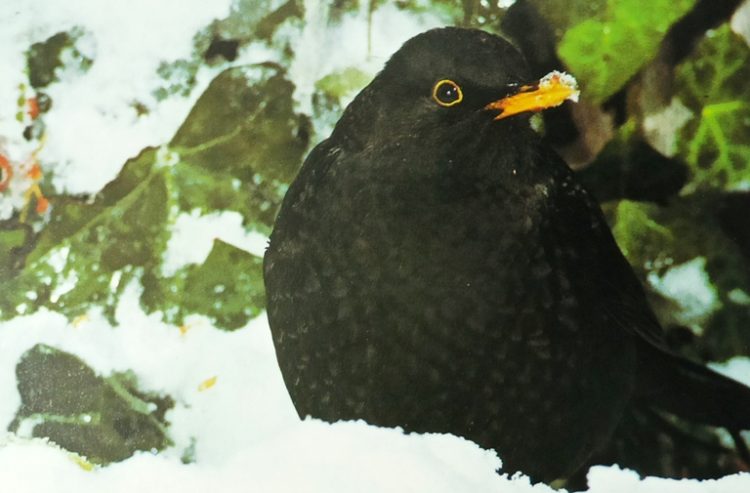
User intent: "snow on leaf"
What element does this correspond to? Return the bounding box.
[0,148,168,322]
[179,240,265,331]
[1,64,305,329]
[171,64,311,188]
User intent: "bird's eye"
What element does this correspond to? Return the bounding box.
[432,79,463,107]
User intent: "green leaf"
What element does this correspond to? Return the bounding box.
[10,344,172,464]
[172,65,311,187]
[181,240,265,330]
[558,0,695,103]
[1,64,309,329]
[0,225,31,279]
[255,0,305,40]
[170,65,311,231]
[26,28,93,89]
[609,195,750,359]
[0,148,168,321]
[675,25,750,192]
[611,200,673,265]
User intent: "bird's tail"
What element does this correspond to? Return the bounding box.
[637,344,750,431]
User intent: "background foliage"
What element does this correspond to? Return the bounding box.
[1,0,749,482]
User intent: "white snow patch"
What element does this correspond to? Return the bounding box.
[46,245,71,273]
[289,0,447,117]
[587,466,750,493]
[643,97,694,157]
[0,0,233,195]
[1,428,749,493]
[540,71,580,103]
[732,0,750,47]
[161,210,267,276]
[647,257,720,335]
[49,269,78,303]
[0,423,528,493]
[710,357,750,388]
[14,416,47,439]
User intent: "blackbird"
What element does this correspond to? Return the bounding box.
[263,27,750,482]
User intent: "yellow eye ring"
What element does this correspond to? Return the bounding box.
[432,79,463,107]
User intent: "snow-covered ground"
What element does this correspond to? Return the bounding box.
[1,288,749,493]
[1,1,749,492]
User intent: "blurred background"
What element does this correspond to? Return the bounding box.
[1,0,749,486]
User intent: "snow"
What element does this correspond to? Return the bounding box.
[732,0,750,47]
[161,210,267,276]
[2,286,747,493]
[0,0,233,195]
[586,466,750,493]
[643,97,694,157]
[0,424,517,493]
[0,280,746,493]
[539,71,580,103]
[1,1,750,492]
[289,0,447,133]
[711,357,750,388]
[647,257,720,335]
[0,285,515,493]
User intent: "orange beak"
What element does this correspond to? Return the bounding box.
[485,71,580,120]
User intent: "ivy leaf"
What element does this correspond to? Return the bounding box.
[0,148,168,321]
[557,0,695,103]
[0,224,32,279]
[610,199,674,266]
[180,240,265,330]
[9,344,172,464]
[171,64,311,188]
[0,64,308,329]
[675,25,750,192]
[171,65,311,231]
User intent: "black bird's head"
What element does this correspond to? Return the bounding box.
[330,27,578,159]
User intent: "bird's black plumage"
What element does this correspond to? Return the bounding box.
[263,27,750,482]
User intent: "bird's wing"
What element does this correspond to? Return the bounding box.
[545,158,750,432]
[544,162,668,351]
